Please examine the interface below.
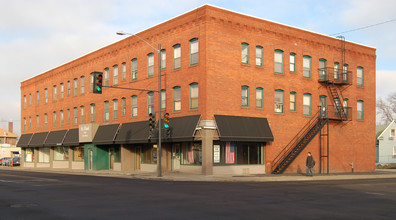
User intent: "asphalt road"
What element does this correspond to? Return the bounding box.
[1,169,396,220]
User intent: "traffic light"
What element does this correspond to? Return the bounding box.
[164,112,170,128]
[92,72,103,94]
[149,113,156,131]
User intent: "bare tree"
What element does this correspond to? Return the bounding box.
[377,92,396,125]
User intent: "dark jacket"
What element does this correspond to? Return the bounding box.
[306,155,315,168]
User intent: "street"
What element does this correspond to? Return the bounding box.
[0,169,396,219]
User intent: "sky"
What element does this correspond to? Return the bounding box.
[1,0,395,135]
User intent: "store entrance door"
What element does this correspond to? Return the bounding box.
[172,144,181,171]
[135,146,141,170]
[88,149,93,170]
[109,148,114,170]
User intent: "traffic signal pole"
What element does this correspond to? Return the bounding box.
[157,44,162,177]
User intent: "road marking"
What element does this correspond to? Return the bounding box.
[365,192,385,196]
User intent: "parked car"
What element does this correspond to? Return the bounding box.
[12,157,20,166]
[1,157,12,166]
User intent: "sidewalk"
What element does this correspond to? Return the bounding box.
[3,166,396,182]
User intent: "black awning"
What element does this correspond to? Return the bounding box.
[29,132,49,147]
[115,121,150,144]
[167,115,201,142]
[44,130,68,147]
[17,133,33,147]
[92,124,120,145]
[214,115,274,142]
[63,129,79,146]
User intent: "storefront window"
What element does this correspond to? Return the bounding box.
[181,142,202,165]
[213,142,263,165]
[73,146,84,161]
[38,147,50,163]
[54,146,69,161]
[142,145,157,164]
[25,148,34,162]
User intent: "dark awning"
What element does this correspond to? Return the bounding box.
[166,115,201,142]
[17,133,33,147]
[63,128,79,146]
[44,130,68,147]
[214,115,274,142]
[115,121,150,144]
[29,132,49,147]
[92,124,120,145]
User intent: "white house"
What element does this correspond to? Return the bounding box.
[376,120,396,164]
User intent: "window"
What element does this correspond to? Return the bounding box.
[60,83,64,100]
[24,95,27,109]
[357,100,364,120]
[25,148,34,162]
[241,43,249,64]
[390,129,395,138]
[213,142,263,165]
[173,86,181,112]
[122,62,126,81]
[121,97,126,116]
[181,142,202,165]
[256,46,263,66]
[303,55,311,78]
[80,106,85,124]
[190,38,199,65]
[67,81,71,96]
[142,145,157,164]
[60,110,64,127]
[104,67,110,87]
[38,147,50,163]
[161,50,166,69]
[45,88,48,104]
[73,78,78,96]
[36,115,39,131]
[74,107,78,125]
[23,118,26,131]
[72,146,84,161]
[320,95,327,117]
[104,101,109,121]
[343,98,349,117]
[147,53,154,77]
[319,59,326,81]
[190,83,199,109]
[334,62,339,80]
[290,53,296,72]
[241,86,249,107]
[343,64,349,82]
[303,93,312,116]
[90,104,95,122]
[147,92,154,115]
[113,99,118,120]
[29,94,32,106]
[290,92,296,111]
[53,85,58,101]
[161,90,166,110]
[131,95,138,117]
[67,109,70,124]
[131,58,137,80]
[90,73,94,92]
[29,117,31,129]
[113,65,118,85]
[274,50,284,74]
[334,98,341,115]
[80,76,85,94]
[256,87,263,108]
[53,111,57,128]
[173,44,181,70]
[44,113,48,130]
[54,147,69,161]
[36,91,39,106]
[274,90,284,113]
[357,67,364,87]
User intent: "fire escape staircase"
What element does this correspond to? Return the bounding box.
[271,67,352,174]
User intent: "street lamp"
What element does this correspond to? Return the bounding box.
[117,31,163,177]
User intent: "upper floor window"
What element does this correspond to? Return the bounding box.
[131,58,137,81]
[104,67,110,87]
[122,62,126,81]
[256,46,263,67]
[147,92,154,115]
[73,78,78,96]
[60,110,64,127]
[160,50,166,69]
[173,86,181,112]
[303,55,311,78]
[80,106,85,124]
[121,97,126,116]
[357,100,364,120]
[90,73,94,92]
[53,111,57,128]
[147,53,154,77]
[113,65,118,85]
[29,93,32,106]
[190,83,199,109]
[44,88,48,104]
[23,118,26,131]
[36,115,39,131]
[104,101,109,121]
[290,92,296,111]
[53,85,57,101]
[290,53,296,72]
[90,104,95,123]
[23,95,27,109]
[161,90,166,110]
[241,43,249,64]
[241,86,249,107]
[80,76,85,94]
[67,81,71,96]
[357,66,364,87]
[190,38,199,65]
[44,113,48,130]
[131,95,138,117]
[60,83,64,100]
[343,64,349,81]
[274,50,284,74]
[36,91,40,106]
[319,59,326,81]
[256,87,263,108]
[334,62,340,80]
[173,44,181,70]
[303,93,312,116]
[113,99,118,120]
[274,89,284,113]
[74,107,78,125]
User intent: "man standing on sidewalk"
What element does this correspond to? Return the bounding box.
[306,152,315,176]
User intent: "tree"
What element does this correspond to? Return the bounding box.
[377,92,396,125]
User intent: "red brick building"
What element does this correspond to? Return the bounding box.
[19,5,376,175]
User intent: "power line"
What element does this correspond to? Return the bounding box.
[330,18,396,36]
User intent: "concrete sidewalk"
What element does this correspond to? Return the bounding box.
[2,166,396,182]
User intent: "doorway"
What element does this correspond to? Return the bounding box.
[109,148,114,170]
[88,149,93,170]
[172,144,181,171]
[135,146,141,170]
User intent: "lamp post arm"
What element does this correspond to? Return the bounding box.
[117,31,159,53]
